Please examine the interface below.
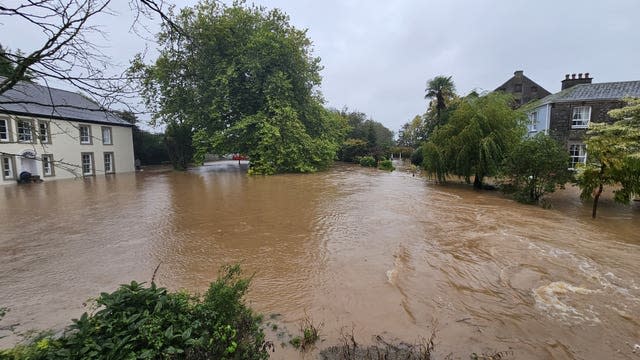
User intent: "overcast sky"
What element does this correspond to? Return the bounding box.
[2,0,640,133]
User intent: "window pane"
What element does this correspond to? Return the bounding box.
[104,153,113,173]
[42,155,53,176]
[102,127,112,144]
[40,123,48,142]
[80,126,90,144]
[0,120,7,141]
[82,154,93,175]
[2,157,12,178]
[18,121,32,141]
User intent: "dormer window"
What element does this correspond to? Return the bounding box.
[571,106,591,128]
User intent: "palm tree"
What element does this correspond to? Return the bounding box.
[424,75,456,124]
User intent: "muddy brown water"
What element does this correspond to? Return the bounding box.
[1,161,639,359]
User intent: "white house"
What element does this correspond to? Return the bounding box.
[0,79,135,185]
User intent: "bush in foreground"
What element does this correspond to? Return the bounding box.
[378,159,395,171]
[359,156,377,168]
[0,265,269,360]
[501,133,571,204]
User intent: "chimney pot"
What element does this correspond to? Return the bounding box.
[579,73,583,79]
[572,74,576,79]
[585,72,590,78]
[565,74,570,80]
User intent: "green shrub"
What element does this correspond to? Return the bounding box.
[359,156,376,167]
[410,146,423,166]
[0,265,269,360]
[378,159,395,171]
[501,133,571,204]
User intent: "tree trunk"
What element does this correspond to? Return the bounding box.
[592,183,603,219]
[473,174,482,189]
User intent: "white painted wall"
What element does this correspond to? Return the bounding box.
[0,114,134,185]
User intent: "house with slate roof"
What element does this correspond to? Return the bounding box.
[524,73,640,168]
[0,78,135,184]
[494,70,551,107]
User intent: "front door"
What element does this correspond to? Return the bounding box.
[19,150,39,176]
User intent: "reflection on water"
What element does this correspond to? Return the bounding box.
[0,161,639,359]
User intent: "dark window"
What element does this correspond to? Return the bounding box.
[531,86,538,92]
[514,84,522,92]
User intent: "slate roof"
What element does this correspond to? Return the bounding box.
[538,80,640,105]
[0,78,131,126]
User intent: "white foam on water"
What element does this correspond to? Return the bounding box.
[386,268,398,284]
[533,281,601,323]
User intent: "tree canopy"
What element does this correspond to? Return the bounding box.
[502,133,571,204]
[422,92,526,188]
[132,1,345,173]
[424,75,456,124]
[575,98,640,218]
[334,109,394,162]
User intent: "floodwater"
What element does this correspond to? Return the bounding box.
[0,161,639,359]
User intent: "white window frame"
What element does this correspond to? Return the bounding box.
[0,118,9,142]
[571,106,591,129]
[79,125,92,144]
[103,152,114,174]
[101,126,113,145]
[17,120,33,143]
[528,111,538,131]
[39,121,51,143]
[42,154,54,177]
[2,156,15,180]
[569,143,587,169]
[81,152,94,176]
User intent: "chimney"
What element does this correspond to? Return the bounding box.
[562,72,593,90]
[514,70,524,77]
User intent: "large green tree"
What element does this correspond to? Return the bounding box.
[335,109,394,162]
[132,1,345,173]
[422,92,526,188]
[397,115,426,148]
[575,98,640,218]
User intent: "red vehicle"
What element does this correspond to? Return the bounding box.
[232,154,248,161]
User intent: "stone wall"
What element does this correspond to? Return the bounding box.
[548,100,624,146]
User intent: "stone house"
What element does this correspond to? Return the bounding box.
[524,73,640,168]
[494,70,551,107]
[0,79,135,185]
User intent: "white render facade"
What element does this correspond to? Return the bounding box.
[0,79,135,185]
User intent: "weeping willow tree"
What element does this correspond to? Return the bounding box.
[422,92,526,188]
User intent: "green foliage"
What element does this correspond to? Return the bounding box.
[575,98,640,218]
[410,146,424,166]
[397,115,426,148]
[289,337,301,349]
[390,146,414,159]
[422,92,526,188]
[0,45,34,82]
[132,2,344,174]
[424,75,456,124]
[339,138,369,162]
[378,159,395,171]
[502,133,572,204]
[359,156,376,168]
[335,109,394,162]
[288,317,320,352]
[117,111,170,166]
[0,265,269,360]
[165,122,194,170]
